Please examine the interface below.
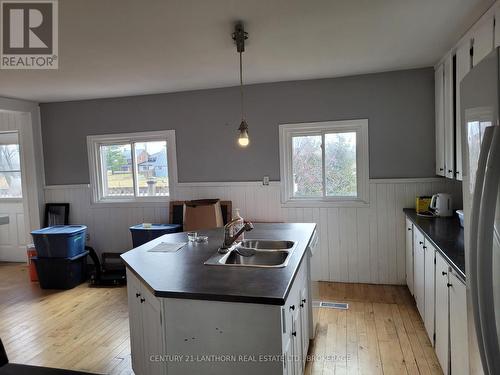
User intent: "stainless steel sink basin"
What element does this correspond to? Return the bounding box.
[204,239,296,268]
[223,250,289,266]
[239,240,295,250]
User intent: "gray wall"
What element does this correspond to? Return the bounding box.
[40,67,435,185]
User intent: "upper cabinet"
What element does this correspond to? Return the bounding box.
[455,41,471,181]
[443,55,455,179]
[472,16,494,67]
[435,64,445,177]
[435,2,499,181]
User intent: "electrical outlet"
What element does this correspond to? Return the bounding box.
[262,176,270,186]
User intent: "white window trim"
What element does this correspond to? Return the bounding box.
[87,130,178,205]
[279,119,369,208]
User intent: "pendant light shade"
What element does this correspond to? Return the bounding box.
[238,120,249,147]
[232,23,249,147]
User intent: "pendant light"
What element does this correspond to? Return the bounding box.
[232,22,249,147]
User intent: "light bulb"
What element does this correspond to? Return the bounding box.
[238,128,249,147]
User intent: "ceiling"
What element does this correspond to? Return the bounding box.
[0,0,494,103]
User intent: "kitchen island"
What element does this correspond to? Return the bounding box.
[121,223,317,375]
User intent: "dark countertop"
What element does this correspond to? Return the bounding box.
[121,223,316,305]
[404,209,465,282]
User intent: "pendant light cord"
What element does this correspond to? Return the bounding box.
[239,51,245,121]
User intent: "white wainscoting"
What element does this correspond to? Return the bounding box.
[44,178,462,285]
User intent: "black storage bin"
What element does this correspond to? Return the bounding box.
[33,251,88,289]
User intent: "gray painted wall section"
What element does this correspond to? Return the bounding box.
[40,68,435,185]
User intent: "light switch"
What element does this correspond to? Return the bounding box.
[262,176,270,186]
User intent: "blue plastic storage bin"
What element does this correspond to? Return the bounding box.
[32,251,88,289]
[31,225,87,258]
[130,224,182,248]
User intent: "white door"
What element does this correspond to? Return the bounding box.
[0,131,27,262]
[424,240,436,343]
[405,219,414,295]
[299,286,309,368]
[435,64,446,176]
[472,16,494,66]
[291,306,303,375]
[455,40,471,181]
[435,252,450,375]
[449,272,468,375]
[413,228,426,318]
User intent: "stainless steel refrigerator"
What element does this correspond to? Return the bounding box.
[461,47,500,375]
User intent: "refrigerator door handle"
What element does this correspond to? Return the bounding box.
[469,126,495,374]
[477,125,500,375]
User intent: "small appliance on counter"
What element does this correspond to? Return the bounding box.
[429,193,453,217]
[416,196,433,217]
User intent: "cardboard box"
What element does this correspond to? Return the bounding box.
[183,199,224,231]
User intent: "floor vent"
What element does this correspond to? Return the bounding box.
[316,301,349,310]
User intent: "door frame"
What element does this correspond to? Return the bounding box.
[0,97,44,260]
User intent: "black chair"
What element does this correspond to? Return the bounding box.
[0,338,96,374]
[44,203,70,227]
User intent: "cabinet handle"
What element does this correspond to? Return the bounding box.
[442,271,447,276]
[419,241,423,245]
[408,227,412,231]
[300,303,304,308]
[439,168,444,171]
[140,297,145,303]
[302,299,306,303]
[289,305,295,311]
[455,171,460,175]
[447,283,452,288]
[136,293,141,298]
[423,245,427,249]
[292,331,296,337]
[448,169,453,173]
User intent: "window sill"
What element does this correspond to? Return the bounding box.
[90,196,172,208]
[281,198,369,208]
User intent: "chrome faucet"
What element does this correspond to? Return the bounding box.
[218,218,254,253]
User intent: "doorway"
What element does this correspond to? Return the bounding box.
[0,130,27,262]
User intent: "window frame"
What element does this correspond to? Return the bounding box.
[0,131,23,200]
[279,119,369,207]
[87,130,177,204]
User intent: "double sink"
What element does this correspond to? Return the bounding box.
[204,240,296,268]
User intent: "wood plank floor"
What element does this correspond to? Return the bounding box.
[0,263,443,374]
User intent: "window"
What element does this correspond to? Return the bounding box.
[279,119,369,206]
[0,132,22,199]
[87,130,177,203]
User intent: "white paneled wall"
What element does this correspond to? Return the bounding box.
[44,178,462,285]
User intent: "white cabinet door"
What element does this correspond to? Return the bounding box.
[424,240,436,343]
[126,269,146,375]
[496,6,500,48]
[443,55,455,179]
[299,286,309,369]
[283,337,294,375]
[435,252,450,375]
[141,285,164,375]
[405,219,414,295]
[413,229,426,318]
[435,64,446,176]
[291,306,302,375]
[449,272,469,375]
[472,16,494,66]
[455,40,471,181]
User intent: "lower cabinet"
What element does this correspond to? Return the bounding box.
[405,218,414,295]
[413,228,426,318]
[126,268,165,375]
[423,240,436,343]
[405,219,469,375]
[127,256,311,375]
[435,252,450,375]
[449,270,468,375]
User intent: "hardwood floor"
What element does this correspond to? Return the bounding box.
[0,263,442,374]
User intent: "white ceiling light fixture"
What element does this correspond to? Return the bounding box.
[232,22,249,147]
